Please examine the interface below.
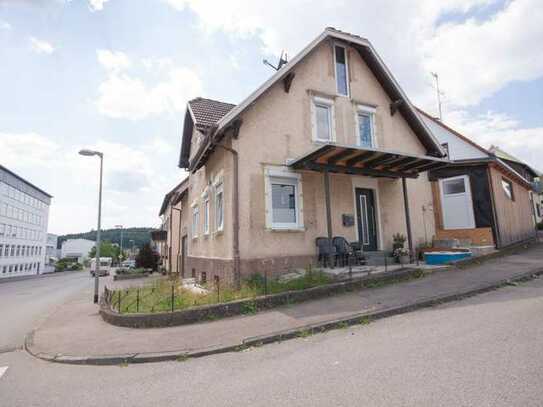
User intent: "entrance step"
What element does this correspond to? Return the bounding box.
[363,251,395,266]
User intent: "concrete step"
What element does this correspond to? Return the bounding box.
[364,255,396,266]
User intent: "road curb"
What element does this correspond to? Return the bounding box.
[24,267,543,366]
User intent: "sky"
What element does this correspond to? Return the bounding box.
[0,0,541,235]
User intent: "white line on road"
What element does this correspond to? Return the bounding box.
[0,366,8,379]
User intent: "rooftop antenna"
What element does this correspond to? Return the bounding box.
[263,50,288,71]
[431,72,443,120]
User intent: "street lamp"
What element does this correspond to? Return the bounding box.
[115,224,123,263]
[79,149,104,304]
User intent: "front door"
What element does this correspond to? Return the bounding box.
[355,188,378,251]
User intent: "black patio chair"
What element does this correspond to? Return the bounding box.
[316,237,337,268]
[332,236,351,267]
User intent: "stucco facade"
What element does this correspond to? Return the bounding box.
[167,32,444,285]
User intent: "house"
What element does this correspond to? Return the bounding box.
[165,27,451,286]
[417,109,538,249]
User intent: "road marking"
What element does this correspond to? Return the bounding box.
[0,366,8,379]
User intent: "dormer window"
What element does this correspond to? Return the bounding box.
[334,45,349,96]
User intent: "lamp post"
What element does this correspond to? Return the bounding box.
[79,149,103,304]
[115,224,123,263]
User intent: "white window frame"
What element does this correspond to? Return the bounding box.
[202,193,210,235]
[333,43,350,97]
[191,203,199,239]
[215,181,224,232]
[355,104,377,148]
[311,96,336,143]
[264,166,304,231]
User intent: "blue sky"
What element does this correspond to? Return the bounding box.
[0,0,541,234]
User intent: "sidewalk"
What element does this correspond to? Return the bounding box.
[27,243,543,365]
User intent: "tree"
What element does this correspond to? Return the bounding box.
[136,243,159,271]
[89,241,121,263]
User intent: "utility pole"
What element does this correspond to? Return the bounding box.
[431,72,443,120]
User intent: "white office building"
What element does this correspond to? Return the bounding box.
[60,238,95,263]
[0,165,52,279]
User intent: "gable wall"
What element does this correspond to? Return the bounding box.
[232,40,436,259]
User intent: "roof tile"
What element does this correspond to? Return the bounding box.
[188,97,236,130]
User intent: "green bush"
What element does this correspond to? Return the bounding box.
[538,222,543,231]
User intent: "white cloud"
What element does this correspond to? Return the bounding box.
[97,50,131,72]
[0,131,183,234]
[88,0,110,11]
[444,109,543,171]
[0,20,12,31]
[29,37,55,55]
[423,0,543,107]
[96,51,202,120]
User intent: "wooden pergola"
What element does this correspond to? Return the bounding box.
[288,143,450,255]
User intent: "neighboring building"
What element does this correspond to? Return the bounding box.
[158,179,188,273]
[165,27,452,286]
[417,109,538,248]
[488,145,542,225]
[44,233,59,273]
[0,165,52,279]
[60,238,95,263]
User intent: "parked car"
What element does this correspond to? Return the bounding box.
[121,259,136,269]
[90,257,112,277]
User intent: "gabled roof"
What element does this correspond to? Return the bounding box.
[415,108,491,157]
[179,27,446,171]
[158,177,188,216]
[489,145,541,177]
[188,97,236,131]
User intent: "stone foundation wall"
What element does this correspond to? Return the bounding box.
[186,254,317,286]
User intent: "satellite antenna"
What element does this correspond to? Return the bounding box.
[263,50,288,71]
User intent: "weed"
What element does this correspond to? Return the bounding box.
[241,301,257,315]
[336,321,349,329]
[176,354,188,362]
[297,329,312,338]
[359,316,371,325]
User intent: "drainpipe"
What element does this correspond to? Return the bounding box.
[213,142,241,290]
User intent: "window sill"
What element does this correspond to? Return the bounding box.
[214,229,224,237]
[267,227,306,233]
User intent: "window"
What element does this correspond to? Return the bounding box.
[203,195,210,235]
[0,244,2,257]
[537,203,542,218]
[334,45,349,96]
[443,178,466,195]
[501,178,514,201]
[215,182,224,232]
[265,167,304,230]
[441,143,450,158]
[312,97,334,142]
[356,105,376,148]
[192,205,199,238]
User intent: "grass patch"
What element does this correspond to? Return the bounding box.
[111,269,332,314]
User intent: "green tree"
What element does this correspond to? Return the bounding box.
[135,243,159,271]
[89,241,121,263]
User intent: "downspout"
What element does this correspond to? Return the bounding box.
[212,141,241,290]
[168,206,173,274]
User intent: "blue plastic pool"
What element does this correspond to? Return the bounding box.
[424,251,472,265]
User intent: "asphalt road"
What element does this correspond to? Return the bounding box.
[1,273,543,406]
[0,272,91,353]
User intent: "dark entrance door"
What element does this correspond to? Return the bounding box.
[180,235,187,278]
[355,188,378,251]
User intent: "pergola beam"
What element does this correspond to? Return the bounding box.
[301,162,418,179]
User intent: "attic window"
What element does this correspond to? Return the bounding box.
[334,45,349,96]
